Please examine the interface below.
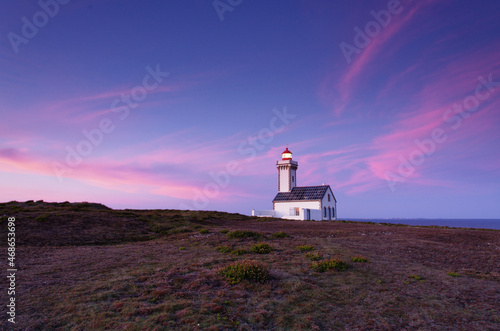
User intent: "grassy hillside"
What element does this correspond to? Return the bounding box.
[0,200,247,246]
[1,201,498,330]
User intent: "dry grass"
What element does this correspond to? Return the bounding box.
[226,230,262,239]
[0,201,499,330]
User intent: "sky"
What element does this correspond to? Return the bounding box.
[1,0,500,219]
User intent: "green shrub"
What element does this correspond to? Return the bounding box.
[409,274,423,280]
[179,247,186,251]
[305,252,322,261]
[216,245,232,253]
[251,243,272,254]
[218,260,270,284]
[199,229,209,234]
[311,258,349,272]
[351,256,369,263]
[270,231,289,238]
[227,230,261,239]
[447,272,460,277]
[219,229,229,234]
[231,249,246,256]
[297,245,315,252]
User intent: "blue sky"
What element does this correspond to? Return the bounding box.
[1,0,500,218]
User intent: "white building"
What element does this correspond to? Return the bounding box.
[252,148,337,221]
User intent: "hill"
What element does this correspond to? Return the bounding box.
[1,201,498,330]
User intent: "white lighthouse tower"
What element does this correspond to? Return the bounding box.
[277,148,298,192]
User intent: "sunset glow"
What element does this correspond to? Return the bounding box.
[1,1,500,218]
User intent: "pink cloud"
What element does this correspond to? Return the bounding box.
[299,77,500,195]
[276,61,500,195]
[35,82,184,125]
[332,40,500,192]
[318,0,435,115]
[0,123,296,203]
[355,97,500,191]
[0,147,201,201]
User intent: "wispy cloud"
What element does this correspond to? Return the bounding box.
[319,0,435,116]
[0,121,295,202]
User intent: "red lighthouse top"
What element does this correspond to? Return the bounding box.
[282,148,292,160]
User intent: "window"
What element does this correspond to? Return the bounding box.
[324,207,327,217]
[292,175,294,182]
[295,207,300,216]
[289,207,300,216]
[328,194,330,201]
[328,207,331,220]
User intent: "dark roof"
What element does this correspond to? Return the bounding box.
[273,185,332,202]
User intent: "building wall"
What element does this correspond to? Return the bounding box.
[274,189,337,220]
[274,200,321,218]
[254,207,325,221]
[252,210,278,217]
[274,200,321,212]
[320,187,337,220]
[306,208,323,221]
[258,192,336,221]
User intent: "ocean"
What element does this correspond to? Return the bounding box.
[343,219,500,230]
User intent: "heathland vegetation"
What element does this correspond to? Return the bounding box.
[0,201,498,330]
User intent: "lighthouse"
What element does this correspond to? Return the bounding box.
[252,147,337,221]
[277,148,298,192]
